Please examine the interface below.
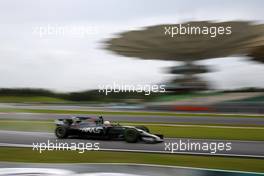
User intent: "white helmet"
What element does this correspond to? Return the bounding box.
[104,121,111,125]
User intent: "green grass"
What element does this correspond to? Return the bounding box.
[0,96,70,103]
[1,108,264,118]
[0,147,263,173]
[0,120,54,132]
[1,120,264,141]
[232,95,264,102]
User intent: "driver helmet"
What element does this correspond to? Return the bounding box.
[104,121,111,125]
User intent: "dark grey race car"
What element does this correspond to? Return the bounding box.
[55,116,163,143]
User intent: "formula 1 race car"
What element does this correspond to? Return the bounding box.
[54,116,163,143]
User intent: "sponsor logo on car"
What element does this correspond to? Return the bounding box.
[80,127,102,133]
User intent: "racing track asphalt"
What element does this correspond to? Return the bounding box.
[0,130,264,158]
[1,113,264,126]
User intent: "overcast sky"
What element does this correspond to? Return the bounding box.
[0,0,264,92]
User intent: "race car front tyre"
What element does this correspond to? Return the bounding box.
[124,128,139,143]
[55,126,69,139]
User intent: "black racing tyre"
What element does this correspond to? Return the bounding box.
[135,126,150,133]
[124,128,139,143]
[55,126,69,139]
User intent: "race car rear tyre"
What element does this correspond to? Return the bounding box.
[55,126,69,139]
[135,126,150,133]
[124,128,139,143]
